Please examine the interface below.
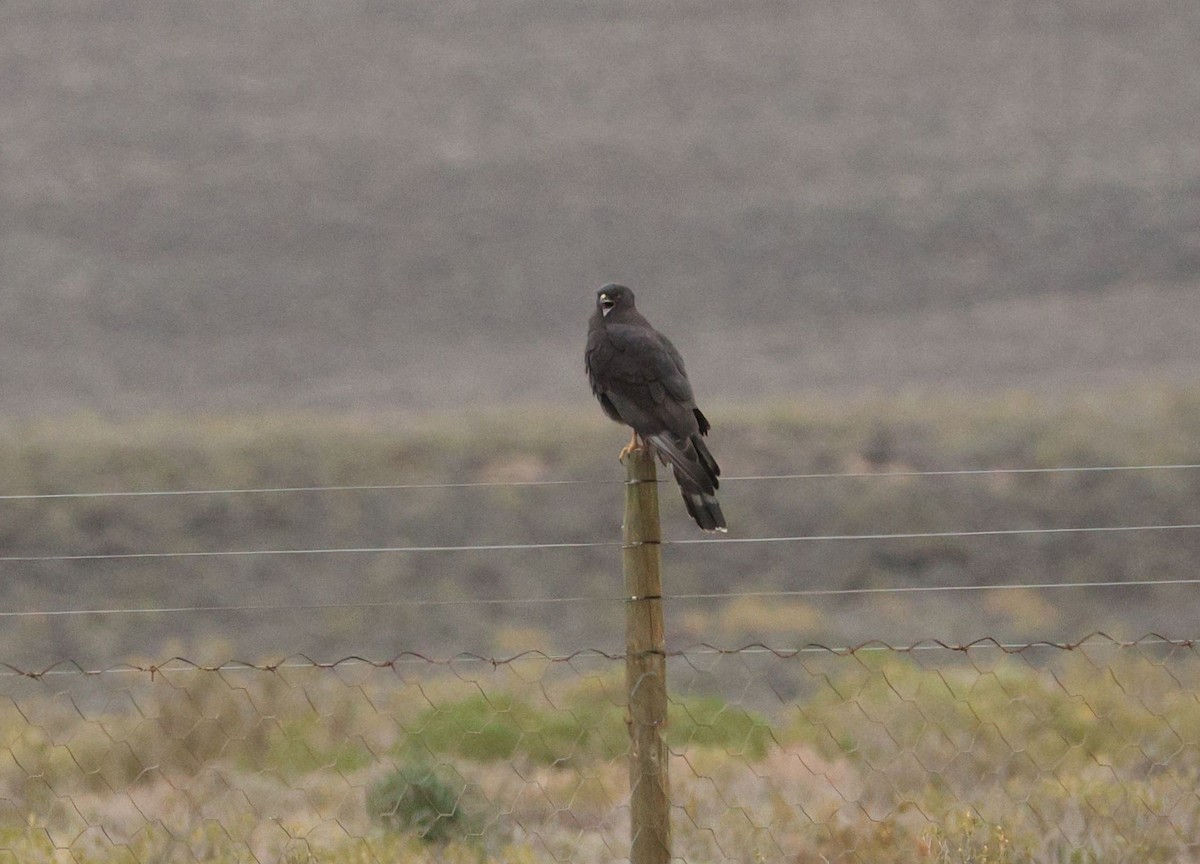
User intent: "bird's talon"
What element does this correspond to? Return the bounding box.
[618,432,641,462]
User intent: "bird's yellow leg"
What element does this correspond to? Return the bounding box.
[618,430,641,461]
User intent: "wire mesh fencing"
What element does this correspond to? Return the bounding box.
[0,635,1197,863]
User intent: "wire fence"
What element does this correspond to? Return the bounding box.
[0,636,1196,863]
[4,460,1200,861]
[4,460,1200,625]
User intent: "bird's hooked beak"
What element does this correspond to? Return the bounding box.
[599,294,616,316]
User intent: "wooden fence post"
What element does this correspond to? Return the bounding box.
[623,445,671,864]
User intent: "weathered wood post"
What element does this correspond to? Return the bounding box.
[622,445,671,864]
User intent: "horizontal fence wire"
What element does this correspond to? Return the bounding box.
[2,461,1199,501]
[3,521,1199,563]
[0,636,1196,863]
[3,576,1200,620]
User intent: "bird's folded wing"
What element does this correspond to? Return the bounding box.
[601,324,695,404]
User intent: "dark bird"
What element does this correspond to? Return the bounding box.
[585,283,727,532]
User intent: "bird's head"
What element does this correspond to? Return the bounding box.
[596,283,634,318]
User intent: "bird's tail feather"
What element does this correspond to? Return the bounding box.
[646,433,727,533]
[693,435,721,484]
[681,489,727,532]
[645,433,714,493]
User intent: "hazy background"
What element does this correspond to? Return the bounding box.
[4,0,1199,416]
[2,0,1200,665]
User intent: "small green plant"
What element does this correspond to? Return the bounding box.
[258,718,372,779]
[366,760,477,844]
[410,690,625,765]
[669,695,774,760]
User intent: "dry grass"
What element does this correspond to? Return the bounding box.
[0,642,1197,862]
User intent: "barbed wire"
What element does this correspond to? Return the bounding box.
[2,461,1198,501]
[1,632,1192,679]
[4,521,1199,563]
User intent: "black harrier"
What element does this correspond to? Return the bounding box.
[585,283,726,532]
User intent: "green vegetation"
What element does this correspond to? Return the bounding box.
[404,685,770,765]
[410,690,623,766]
[367,759,478,844]
[0,644,1196,862]
[669,695,774,760]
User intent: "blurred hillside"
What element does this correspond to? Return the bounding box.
[2,0,1199,417]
